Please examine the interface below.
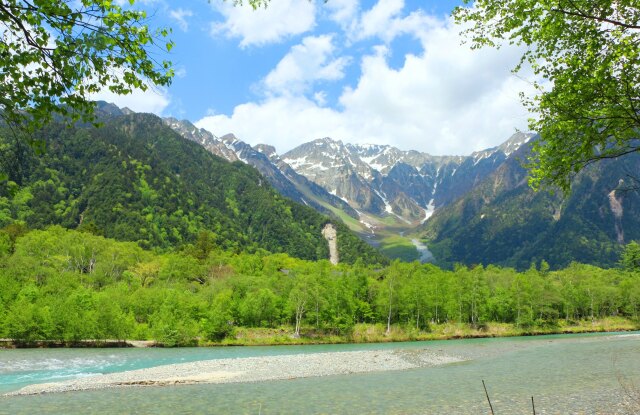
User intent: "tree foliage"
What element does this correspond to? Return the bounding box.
[0,226,637,344]
[621,240,640,271]
[0,108,388,264]
[454,1,640,191]
[0,0,173,131]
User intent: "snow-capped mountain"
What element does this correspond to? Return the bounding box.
[282,138,386,215]
[100,103,639,270]
[281,133,535,224]
[163,118,357,218]
[165,116,534,232]
[420,137,640,270]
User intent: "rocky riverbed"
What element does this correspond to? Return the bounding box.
[6,349,463,396]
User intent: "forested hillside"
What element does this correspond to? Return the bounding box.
[421,143,640,270]
[0,112,386,265]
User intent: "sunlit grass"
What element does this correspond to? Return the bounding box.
[198,318,640,346]
[377,233,419,262]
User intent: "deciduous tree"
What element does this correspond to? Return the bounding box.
[621,241,640,271]
[0,0,174,132]
[454,1,640,191]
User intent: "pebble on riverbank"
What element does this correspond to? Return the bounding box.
[6,349,463,396]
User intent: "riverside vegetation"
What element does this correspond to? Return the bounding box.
[1,225,639,347]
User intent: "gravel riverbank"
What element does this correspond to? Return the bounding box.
[6,349,463,396]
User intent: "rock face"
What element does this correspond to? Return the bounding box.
[608,186,625,244]
[165,117,535,227]
[322,223,339,265]
[161,111,640,269]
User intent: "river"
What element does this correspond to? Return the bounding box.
[1,332,639,414]
[411,238,434,263]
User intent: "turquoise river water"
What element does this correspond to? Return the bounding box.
[1,332,639,414]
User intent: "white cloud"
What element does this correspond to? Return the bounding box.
[210,0,316,47]
[197,97,352,153]
[90,86,171,115]
[335,18,536,154]
[349,0,441,43]
[355,0,404,40]
[197,11,537,156]
[169,8,193,32]
[263,35,350,95]
[314,91,328,106]
[325,0,360,27]
[174,66,187,78]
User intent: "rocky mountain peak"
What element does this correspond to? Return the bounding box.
[220,133,239,144]
[163,118,239,162]
[497,132,536,156]
[94,101,125,118]
[164,124,359,220]
[469,132,536,163]
[254,144,277,159]
[164,115,543,237]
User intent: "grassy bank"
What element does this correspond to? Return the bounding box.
[2,319,637,349]
[377,233,420,262]
[206,317,639,346]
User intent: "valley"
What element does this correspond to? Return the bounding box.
[5,102,632,270]
[166,115,540,265]
[165,113,640,270]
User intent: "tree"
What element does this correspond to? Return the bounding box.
[621,241,640,271]
[454,1,640,191]
[379,261,403,335]
[288,278,310,337]
[239,288,279,327]
[0,0,173,132]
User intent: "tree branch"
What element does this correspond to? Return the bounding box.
[550,6,640,30]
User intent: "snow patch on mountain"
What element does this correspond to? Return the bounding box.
[284,156,309,169]
[421,199,436,224]
[373,189,393,214]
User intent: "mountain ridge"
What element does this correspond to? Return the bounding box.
[168,116,534,227]
[84,102,638,269]
[0,104,387,265]
[420,142,640,269]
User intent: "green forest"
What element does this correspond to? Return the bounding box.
[0,113,386,265]
[1,226,638,346]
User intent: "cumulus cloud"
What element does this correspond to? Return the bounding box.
[325,0,360,27]
[169,8,193,32]
[263,35,351,95]
[354,0,403,40]
[348,0,441,43]
[210,0,316,47]
[90,86,171,115]
[197,97,352,154]
[197,4,536,156]
[335,17,535,154]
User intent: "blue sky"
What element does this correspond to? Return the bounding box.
[96,0,535,155]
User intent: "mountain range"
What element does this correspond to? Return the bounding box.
[166,117,533,226]
[165,116,639,270]
[4,100,632,270]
